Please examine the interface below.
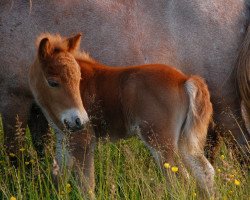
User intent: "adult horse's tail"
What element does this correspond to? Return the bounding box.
[235,25,250,161]
[237,25,250,133]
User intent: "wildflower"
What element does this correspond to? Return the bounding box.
[19,148,25,152]
[171,166,178,173]
[234,179,240,186]
[9,153,15,157]
[66,183,72,193]
[220,155,225,160]
[229,174,235,179]
[10,196,16,200]
[89,190,94,196]
[30,159,35,164]
[25,161,29,165]
[217,168,221,173]
[193,192,197,197]
[164,163,170,169]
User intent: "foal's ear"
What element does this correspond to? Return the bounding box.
[66,33,82,52]
[38,38,52,61]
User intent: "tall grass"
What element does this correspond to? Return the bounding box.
[0,117,249,200]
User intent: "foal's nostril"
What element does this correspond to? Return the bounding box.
[64,119,69,129]
[75,117,82,128]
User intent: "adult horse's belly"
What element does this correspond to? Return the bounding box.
[0,0,248,140]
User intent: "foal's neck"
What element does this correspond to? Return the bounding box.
[76,57,118,79]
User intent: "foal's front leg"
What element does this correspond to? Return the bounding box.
[69,128,96,198]
[53,127,96,198]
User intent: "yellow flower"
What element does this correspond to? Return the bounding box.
[234,179,240,186]
[229,174,235,179]
[30,159,35,164]
[171,166,178,173]
[220,155,225,160]
[9,153,15,157]
[193,192,197,197]
[10,196,16,200]
[19,148,25,152]
[25,162,29,165]
[164,163,170,169]
[66,183,72,193]
[217,168,221,173]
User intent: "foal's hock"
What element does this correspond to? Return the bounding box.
[29,33,214,197]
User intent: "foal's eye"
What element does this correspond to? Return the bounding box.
[47,79,59,88]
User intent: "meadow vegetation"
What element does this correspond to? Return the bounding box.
[0,116,249,200]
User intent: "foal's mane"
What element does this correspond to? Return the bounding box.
[36,33,95,63]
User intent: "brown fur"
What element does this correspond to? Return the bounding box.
[29,33,214,197]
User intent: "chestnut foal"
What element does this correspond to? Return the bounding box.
[29,33,214,197]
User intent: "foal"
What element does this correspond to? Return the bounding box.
[29,33,214,197]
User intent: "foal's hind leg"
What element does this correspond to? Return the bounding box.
[138,124,190,180]
[179,139,215,197]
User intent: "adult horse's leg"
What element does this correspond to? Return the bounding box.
[213,95,250,165]
[1,94,32,156]
[205,123,222,165]
[28,102,49,156]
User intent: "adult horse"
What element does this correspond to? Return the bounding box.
[0,1,249,160]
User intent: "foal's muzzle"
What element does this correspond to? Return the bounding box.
[61,108,89,132]
[64,117,84,132]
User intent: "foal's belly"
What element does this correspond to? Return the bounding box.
[92,117,131,141]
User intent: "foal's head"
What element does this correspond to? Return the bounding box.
[29,33,88,132]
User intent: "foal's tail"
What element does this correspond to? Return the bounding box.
[182,76,213,152]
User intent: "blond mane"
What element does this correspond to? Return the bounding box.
[36,33,95,63]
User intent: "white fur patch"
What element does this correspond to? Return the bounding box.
[185,80,198,117]
[54,127,73,168]
[60,108,89,126]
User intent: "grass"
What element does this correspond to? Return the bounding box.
[0,116,249,200]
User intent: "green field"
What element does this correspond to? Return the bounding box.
[0,117,249,200]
